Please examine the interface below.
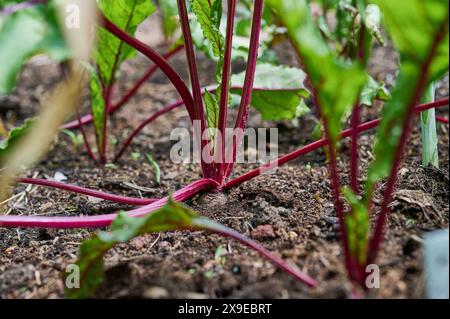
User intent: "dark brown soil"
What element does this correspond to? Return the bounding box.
[0,17,448,299]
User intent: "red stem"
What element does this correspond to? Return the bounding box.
[436,115,449,124]
[0,179,219,228]
[176,0,212,178]
[349,27,367,194]
[99,84,114,164]
[17,178,157,205]
[223,0,264,180]
[61,48,183,130]
[113,99,184,162]
[1,99,447,228]
[215,0,237,184]
[313,91,356,280]
[350,105,360,192]
[367,21,448,265]
[76,105,97,161]
[101,15,197,121]
[1,103,447,294]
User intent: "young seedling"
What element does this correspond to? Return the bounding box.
[146,153,161,185]
[61,129,83,149]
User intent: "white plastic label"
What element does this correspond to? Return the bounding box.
[424,229,449,299]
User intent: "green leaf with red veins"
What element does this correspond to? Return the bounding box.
[189,0,224,58]
[95,0,155,86]
[266,0,366,146]
[366,0,449,190]
[90,0,155,157]
[204,89,219,140]
[230,63,310,121]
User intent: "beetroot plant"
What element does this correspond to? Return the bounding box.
[0,0,449,298]
[61,0,306,165]
[267,0,449,290]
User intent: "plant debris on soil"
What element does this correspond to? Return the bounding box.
[0,16,448,299]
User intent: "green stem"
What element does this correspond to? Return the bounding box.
[420,82,439,168]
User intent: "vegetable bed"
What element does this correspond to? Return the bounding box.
[0,0,448,299]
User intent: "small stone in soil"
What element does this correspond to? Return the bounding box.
[324,216,339,226]
[251,225,277,240]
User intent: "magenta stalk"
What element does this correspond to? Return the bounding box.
[114,99,184,162]
[113,46,184,113]
[436,115,449,124]
[176,0,212,178]
[17,178,157,206]
[0,179,219,228]
[224,0,264,180]
[76,105,97,161]
[215,0,237,184]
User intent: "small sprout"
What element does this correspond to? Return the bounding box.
[203,271,215,279]
[104,163,117,169]
[187,268,196,275]
[131,152,141,161]
[214,245,227,266]
[146,153,161,185]
[109,136,118,146]
[406,219,416,227]
[305,162,312,173]
[62,129,83,149]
